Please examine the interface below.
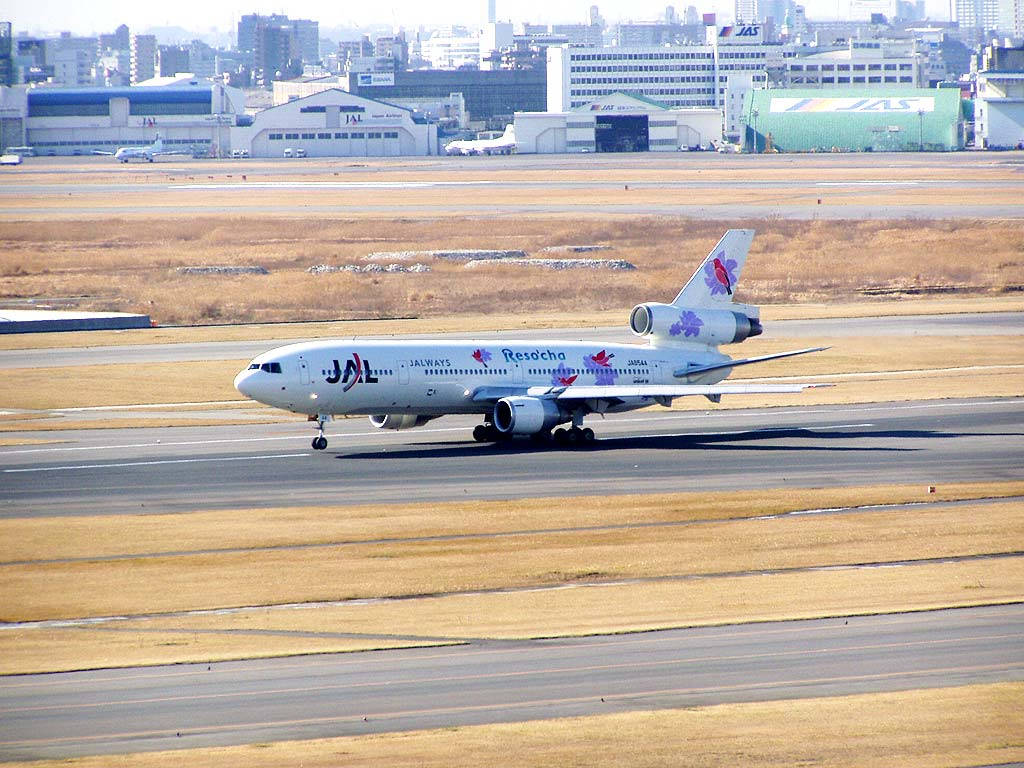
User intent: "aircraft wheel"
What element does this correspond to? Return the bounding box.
[581,427,595,442]
[473,424,490,442]
[530,430,551,443]
[553,428,568,445]
[312,436,328,450]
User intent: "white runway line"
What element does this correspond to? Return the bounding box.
[1,398,1020,458]
[3,453,310,473]
[169,181,496,190]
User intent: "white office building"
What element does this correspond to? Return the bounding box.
[547,24,790,138]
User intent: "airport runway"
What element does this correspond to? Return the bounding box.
[2,312,1021,370]
[2,397,1022,517]
[1,603,1021,760]
[4,152,1023,219]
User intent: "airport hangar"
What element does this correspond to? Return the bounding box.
[514,91,722,153]
[230,88,437,157]
[743,87,966,152]
[0,75,245,156]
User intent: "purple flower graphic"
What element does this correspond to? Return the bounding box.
[551,363,578,387]
[584,353,618,385]
[703,252,738,296]
[472,348,492,367]
[669,310,704,338]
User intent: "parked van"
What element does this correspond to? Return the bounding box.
[283,148,294,158]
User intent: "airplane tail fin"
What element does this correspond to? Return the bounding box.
[671,229,755,308]
[152,134,163,151]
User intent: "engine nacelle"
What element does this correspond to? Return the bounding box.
[629,302,762,345]
[368,414,436,430]
[493,396,566,436]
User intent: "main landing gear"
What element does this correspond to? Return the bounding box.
[552,426,595,445]
[311,414,330,450]
[471,421,595,446]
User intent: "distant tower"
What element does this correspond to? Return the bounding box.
[666,5,678,22]
[130,33,156,83]
[735,0,759,22]
[487,0,496,23]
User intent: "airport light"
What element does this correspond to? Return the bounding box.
[917,108,924,152]
[751,107,759,154]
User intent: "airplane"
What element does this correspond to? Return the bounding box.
[95,135,172,163]
[234,229,829,450]
[444,124,516,156]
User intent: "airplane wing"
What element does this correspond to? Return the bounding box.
[93,150,115,155]
[471,382,828,404]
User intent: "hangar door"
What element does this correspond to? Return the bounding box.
[595,114,649,152]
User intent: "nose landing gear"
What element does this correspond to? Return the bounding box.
[311,414,331,450]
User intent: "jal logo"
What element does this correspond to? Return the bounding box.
[325,354,379,392]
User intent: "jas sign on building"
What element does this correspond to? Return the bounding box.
[770,97,935,113]
[714,24,763,43]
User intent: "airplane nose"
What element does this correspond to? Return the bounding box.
[234,369,255,398]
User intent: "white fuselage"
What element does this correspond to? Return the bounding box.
[234,338,728,418]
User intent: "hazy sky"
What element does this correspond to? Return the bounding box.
[7,0,951,38]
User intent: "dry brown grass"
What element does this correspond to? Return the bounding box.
[2,218,1020,325]
[0,296,1021,353]
[14,683,1016,768]
[3,557,1019,674]
[2,497,1019,623]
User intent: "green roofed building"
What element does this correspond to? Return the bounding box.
[743,88,965,152]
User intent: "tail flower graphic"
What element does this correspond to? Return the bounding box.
[704,252,737,296]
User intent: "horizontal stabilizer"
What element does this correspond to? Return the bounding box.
[673,347,829,379]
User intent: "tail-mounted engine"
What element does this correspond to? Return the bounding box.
[629,302,762,346]
[369,414,437,430]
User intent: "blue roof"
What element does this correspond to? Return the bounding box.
[29,87,212,106]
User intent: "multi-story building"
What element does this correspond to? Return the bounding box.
[157,45,190,78]
[348,67,546,126]
[955,0,1010,33]
[1,22,14,87]
[975,43,1024,148]
[547,24,793,127]
[130,34,156,84]
[784,38,921,87]
[237,14,318,79]
[421,28,480,69]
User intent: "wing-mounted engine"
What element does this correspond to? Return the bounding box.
[493,396,566,436]
[629,302,762,346]
[369,414,437,430]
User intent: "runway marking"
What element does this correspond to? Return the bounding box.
[169,181,496,190]
[52,400,250,412]
[6,633,1019,715]
[1,453,309,473]
[5,605,1018,690]
[1,397,1020,457]
[3,661,1021,749]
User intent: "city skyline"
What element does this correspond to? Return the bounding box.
[7,0,953,40]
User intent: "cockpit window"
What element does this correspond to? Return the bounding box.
[248,363,259,370]
[251,362,282,373]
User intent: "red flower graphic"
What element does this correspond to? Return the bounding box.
[590,350,614,367]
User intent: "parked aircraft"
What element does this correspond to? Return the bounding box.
[444,124,516,155]
[235,230,828,450]
[95,135,172,162]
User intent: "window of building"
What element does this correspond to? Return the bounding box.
[317,132,331,139]
[285,133,299,139]
[300,105,326,113]
[301,132,315,139]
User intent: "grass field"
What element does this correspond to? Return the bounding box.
[1,482,1020,675]
[2,217,1022,325]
